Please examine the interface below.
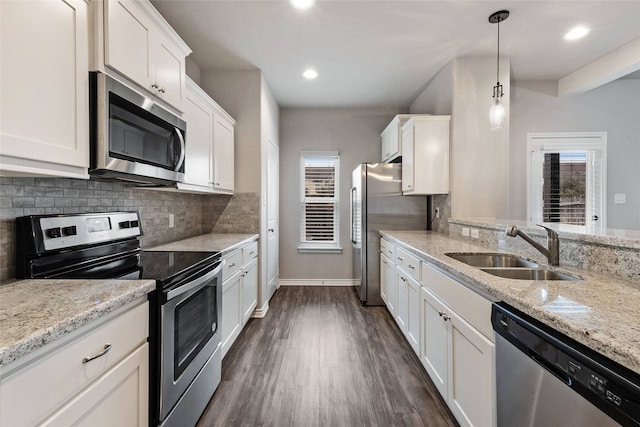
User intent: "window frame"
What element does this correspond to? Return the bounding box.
[527,132,607,229]
[298,151,341,253]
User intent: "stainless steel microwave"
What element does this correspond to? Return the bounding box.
[89,72,186,185]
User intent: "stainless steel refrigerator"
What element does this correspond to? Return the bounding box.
[351,163,427,305]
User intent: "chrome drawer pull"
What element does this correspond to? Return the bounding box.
[229,262,236,268]
[83,343,112,364]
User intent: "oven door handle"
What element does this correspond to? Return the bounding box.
[165,260,224,300]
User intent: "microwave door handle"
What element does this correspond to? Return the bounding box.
[174,127,186,171]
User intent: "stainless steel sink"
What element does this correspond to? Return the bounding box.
[446,252,539,268]
[479,268,581,281]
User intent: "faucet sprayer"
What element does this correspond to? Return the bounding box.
[505,224,560,266]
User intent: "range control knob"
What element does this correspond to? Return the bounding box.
[46,227,62,238]
[62,226,77,236]
[130,220,139,228]
[119,221,131,229]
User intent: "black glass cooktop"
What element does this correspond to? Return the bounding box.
[139,251,220,284]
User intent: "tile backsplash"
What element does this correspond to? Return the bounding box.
[0,177,258,284]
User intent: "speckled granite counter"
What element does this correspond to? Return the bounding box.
[149,233,258,254]
[380,230,640,375]
[0,279,155,367]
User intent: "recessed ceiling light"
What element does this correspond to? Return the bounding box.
[303,69,318,80]
[290,0,314,10]
[564,26,590,40]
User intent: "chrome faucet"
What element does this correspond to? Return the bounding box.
[505,224,560,266]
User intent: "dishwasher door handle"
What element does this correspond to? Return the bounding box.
[530,351,572,386]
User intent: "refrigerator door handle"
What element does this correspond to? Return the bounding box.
[351,186,357,245]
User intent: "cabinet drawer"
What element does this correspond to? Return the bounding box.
[223,249,243,281]
[0,301,148,427]
[380,238,395,260]
[242,240,258,264]
[422,262,493,340]
[395,246,421,280]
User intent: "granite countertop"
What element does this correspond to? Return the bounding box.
[149,233,259,254]
[380,230,640,375]
[0,279,155,367]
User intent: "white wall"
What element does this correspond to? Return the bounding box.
[279,107,404,281]
[185,57,201,86]
[410,57,510,223]
[509,78,640,230]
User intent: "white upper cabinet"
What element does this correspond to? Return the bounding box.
[212,113,235,193]
[0,0,90,179]
[401,116,451,195]
[181,78,215,191]
[179,77,235,194]
[380,115,411,163]
[102,0,191,110]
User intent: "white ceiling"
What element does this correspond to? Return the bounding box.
[151,0,640,108]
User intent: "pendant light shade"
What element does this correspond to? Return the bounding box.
[488,10,509,131]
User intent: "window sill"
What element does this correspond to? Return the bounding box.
[297,246,343,254]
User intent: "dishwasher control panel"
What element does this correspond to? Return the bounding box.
[492,303,640,427]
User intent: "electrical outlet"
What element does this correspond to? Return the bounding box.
[169,213,175,228]
[462,227,470,237]
[471,229,480,239]
[435,207,440,219]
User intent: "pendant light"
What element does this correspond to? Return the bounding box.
[488,10,509,131]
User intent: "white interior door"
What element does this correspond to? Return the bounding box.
[267,140,279,300]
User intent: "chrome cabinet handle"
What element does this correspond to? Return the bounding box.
[229,262,236,268]
[159,87,166,93]
[397,257,403,261]
[443,314,450,321]
[151,82,159,89]
[83,343,112,364]
[401,276,407,282]
[409,265,415,270]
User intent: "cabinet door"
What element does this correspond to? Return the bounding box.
[381,253,399,318]
[420,286,448,400]
[104,0,153,89]
[212,113,235,192]
[241,258,258,325]
[182,82,213,188]
[222,273,241,358]
[153,32,185,108]
[41,343,148,427]
[448,309,496,427]
[401,127,415,193]
[0,0,89,177]
[406,274,421,355]
[395,270,409,335]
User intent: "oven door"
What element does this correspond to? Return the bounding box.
[159,260,223,421]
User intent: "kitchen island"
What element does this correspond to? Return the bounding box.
[381,230,640,375]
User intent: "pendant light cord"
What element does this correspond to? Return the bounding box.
[496,18,500,84]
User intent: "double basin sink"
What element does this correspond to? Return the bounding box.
[446,253,581,281]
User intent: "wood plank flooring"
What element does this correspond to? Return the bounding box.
[197,286,458,427]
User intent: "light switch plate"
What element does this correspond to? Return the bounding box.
[614,193,626,204]
[462,227,470,237]
[169,213,175,228]
[471,229,480,239]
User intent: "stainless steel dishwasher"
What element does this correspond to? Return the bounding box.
[492,302,640,427]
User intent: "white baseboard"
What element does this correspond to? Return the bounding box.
[278,279,357,287]
[251,301,269,318]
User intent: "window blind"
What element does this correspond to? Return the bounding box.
[300,154,340,249]
[541,152,587,225]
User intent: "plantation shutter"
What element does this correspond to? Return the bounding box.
[299,152,341,251]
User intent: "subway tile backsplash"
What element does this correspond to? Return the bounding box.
[0,177,259,284]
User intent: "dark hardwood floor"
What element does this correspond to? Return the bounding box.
[197,286,458,427]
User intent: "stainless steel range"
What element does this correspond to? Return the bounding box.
[16,211,223,427]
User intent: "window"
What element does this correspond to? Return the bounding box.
[528,132,607,229]
[299,151,341,253]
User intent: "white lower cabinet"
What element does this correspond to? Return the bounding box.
[380,235,496,427]
[0,300,149,427]
[221,239,258,358]
[380,253,396,316]
[396,267,420,354]
[421,261,496,427]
